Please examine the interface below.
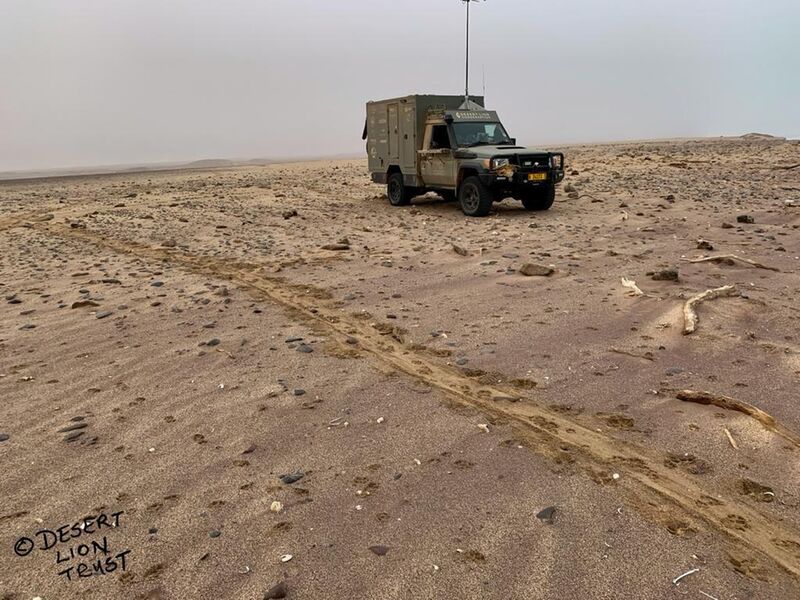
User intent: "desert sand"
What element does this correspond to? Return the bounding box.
[1,137,799,599]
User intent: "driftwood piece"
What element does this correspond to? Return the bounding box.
[723,428,738,449]
[683,285,738,335]
[683,254,780,272]
[621,277,643,296]
[677,390,800,448]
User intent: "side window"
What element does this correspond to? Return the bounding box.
[429,125,451,150]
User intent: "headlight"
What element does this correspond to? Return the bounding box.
[491,158,510,170]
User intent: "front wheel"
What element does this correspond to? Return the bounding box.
[521,183,555,211]
[387,172,415,206]
[459,176,493,217]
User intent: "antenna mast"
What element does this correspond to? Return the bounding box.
[462,0,483,106]
[465,0,470,104]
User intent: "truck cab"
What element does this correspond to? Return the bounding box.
[364,95,565,217]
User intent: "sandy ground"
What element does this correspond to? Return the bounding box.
[1,137,799,600]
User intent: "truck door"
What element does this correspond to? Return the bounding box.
[387,104,399,161]
[418,124,456,188]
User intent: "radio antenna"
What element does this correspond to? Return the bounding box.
[462,0,484,107]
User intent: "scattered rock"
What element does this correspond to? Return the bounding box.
[519,263,554,277]
[536,506,557,524]
[209,530,221,538]
[452,243,468,256]
[696,239,714,251]
[368,545,390,556]
[58,423,88,433]
[651,269,679,281]
[64,431,85,442]
[736,214,755,224]
[321,243,350,251]
[96,311,113,319]
[263,581,288,599]
[280,472,305,485]
[296,344,313,354]
[0,433,10,442]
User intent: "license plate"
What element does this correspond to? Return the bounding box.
[528,172,548,182]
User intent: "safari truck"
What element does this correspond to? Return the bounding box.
[362,94,565,217]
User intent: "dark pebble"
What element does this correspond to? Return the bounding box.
[536,506,557,524]
[149,527,158,534]
[296,344,313,354]
[264,581,288,599]
[285,336,303,343]
[0,433,10,442]
[737,214,755,224]
[280,472,305,484]
[651,269,679,282]
[58,423,88,433]
[293,389,306,396]
[209,530,221,538]
[96,311,113,319]
[64,431,85,442]
[368,545,390,556]
[207,338,221,347]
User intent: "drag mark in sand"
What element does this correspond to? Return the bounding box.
[27,219,800,583]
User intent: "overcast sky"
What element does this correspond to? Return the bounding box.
[1,0,798,171]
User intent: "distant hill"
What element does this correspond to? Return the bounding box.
[740,132,786,141]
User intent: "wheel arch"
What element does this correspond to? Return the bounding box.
[457,166,480,188]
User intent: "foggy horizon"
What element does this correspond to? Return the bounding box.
[1,0,798,173]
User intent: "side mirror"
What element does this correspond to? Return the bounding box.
[510,138,517,145]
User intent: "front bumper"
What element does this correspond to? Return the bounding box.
[480,168,564,192]
[479,152,565,193]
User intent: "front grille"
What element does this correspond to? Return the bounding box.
[515,155,549,170]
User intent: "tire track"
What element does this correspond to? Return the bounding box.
[29,220,800,583]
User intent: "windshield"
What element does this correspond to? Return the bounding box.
[452,122,512,147]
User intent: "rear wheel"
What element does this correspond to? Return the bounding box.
[458,176,493,217]
[521,183,556,211]
[387,172,415,206]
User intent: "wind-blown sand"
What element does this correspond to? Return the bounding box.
[1,137,799,599]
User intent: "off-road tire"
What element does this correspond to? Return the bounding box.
[521,183,556,211]
[459,176,493,217]
[387,172,413,207]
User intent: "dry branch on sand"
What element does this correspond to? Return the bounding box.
[621,277,644,296]
[676,390,800,447]
[683,254,780,272]
[682,285,738,335]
